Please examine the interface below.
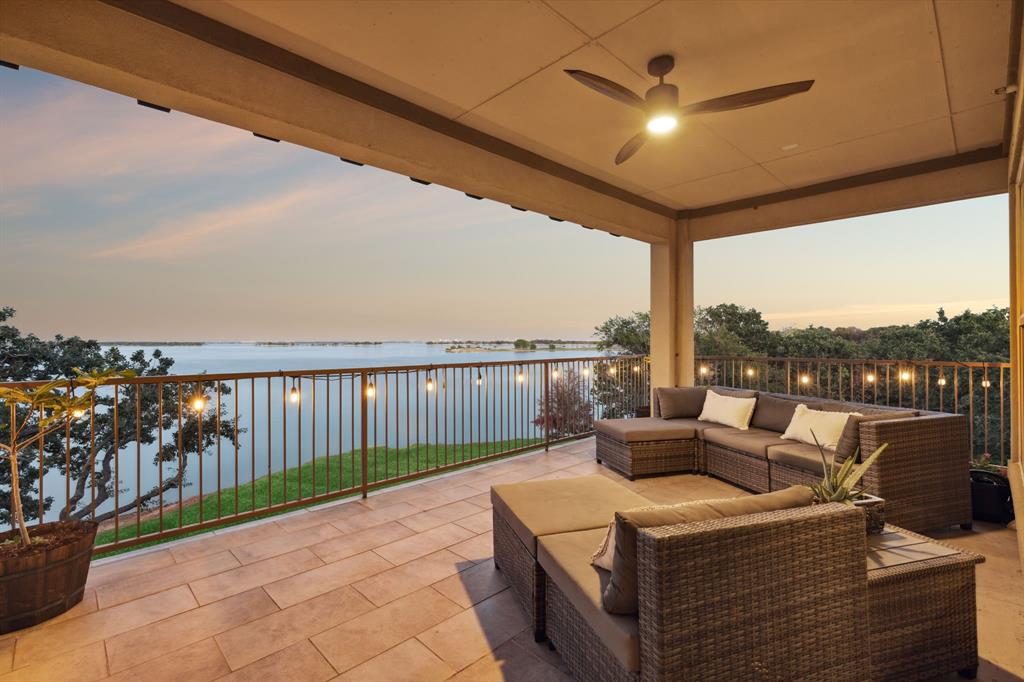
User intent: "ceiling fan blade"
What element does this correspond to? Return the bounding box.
[565,70,646,109]
[679,80,814,116]
[615,132,647,165]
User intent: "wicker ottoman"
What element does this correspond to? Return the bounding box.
[593,417,701,479]
[491,475,650,640]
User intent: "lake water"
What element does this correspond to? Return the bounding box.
[43,343,623,523]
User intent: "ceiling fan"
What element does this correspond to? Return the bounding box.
[565,55,814,165]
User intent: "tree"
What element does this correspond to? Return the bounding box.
[695,304,774,356]
[0,308,238,525]
[534,369,593,437]
[594,312,649,355]
[513,339,530,350]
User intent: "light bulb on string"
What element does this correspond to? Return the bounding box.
[426,374,435,392]
[191,395,206,412]
[476,371,483,386]
[366,381,376,399]
[937,376,947,387]
[800,374,811,385]
[71,408,86,419]
[516,366,525,383]
[866,373,876,384]
[582,367,590,378]
[289,378,300,404]
[746,368,755,377]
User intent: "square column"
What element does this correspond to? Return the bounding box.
[650,219,694,391]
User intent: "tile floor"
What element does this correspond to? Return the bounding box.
[1,437,1021,681]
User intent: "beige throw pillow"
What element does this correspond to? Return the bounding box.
[697,389,757,430]
[781,403,860,451]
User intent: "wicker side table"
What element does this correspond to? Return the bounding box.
[867,526,985,681]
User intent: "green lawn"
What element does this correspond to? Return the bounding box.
[94,438,542,556]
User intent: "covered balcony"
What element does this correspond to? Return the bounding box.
[0,1,1022,681]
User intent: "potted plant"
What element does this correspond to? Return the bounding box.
[0,368,131,633]
[969,454,1014,525]
[807,431,889,534]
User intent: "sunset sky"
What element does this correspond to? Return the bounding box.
[0,67,1011,341]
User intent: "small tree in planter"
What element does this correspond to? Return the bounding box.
[0,368,132,633]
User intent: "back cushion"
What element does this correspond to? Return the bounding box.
[655,387,707,419]
[750,395,800,432]
[698,390,757,430]
[600,485,814,614]
[835,411,915,463]
[709,386,758,400]
[781,404,860,450]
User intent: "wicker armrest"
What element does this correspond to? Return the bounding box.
[858,413,971,530]
[635,503,867,680]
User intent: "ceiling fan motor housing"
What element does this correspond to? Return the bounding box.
[645,83,679,115]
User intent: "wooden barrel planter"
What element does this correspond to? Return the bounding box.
[0,520,98,634]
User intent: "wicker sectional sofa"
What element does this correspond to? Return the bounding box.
[492,479,872,680]
[594,386,972,533]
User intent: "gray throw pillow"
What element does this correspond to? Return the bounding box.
[750,395,800,432]
[655,387,707,419]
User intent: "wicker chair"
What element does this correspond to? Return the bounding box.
[542,503,869,681]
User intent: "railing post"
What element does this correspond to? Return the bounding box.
[544,361,550,452]
[360,370,369,498]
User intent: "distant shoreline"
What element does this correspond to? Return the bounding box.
[100,339,597,346]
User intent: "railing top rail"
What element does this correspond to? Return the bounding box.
[695,355,1011,368]
[0,353,647,388]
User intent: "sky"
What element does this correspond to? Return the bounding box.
[0,67,1011,341]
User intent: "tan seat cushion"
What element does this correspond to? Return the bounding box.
[654,387,706,419]
[491,476,651,556]
[595,417,696,443]
[538,528,640,672]
[835,411,915,463]
[668,418,731,438]
[702,427,783,457]
[601,486,815,615]
[767,442,824,473]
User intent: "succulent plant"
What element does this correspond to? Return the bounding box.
[806,430,888,504]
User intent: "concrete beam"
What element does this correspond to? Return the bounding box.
[0,0,673,244]
[688,157,1008,242]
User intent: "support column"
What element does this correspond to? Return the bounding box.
[649,219,695,391]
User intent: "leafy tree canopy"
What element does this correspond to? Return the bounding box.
[594,312,650,355]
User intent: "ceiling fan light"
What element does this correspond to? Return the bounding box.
[646,114,677,134]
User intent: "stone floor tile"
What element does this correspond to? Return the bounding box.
[0,640,107,682]
[95,550,239,609]
[453,509,493,534]
[105,588,278,673]
[330,502,420,533]
[263,550,393,609]
[105,637,229,682]
[12,585,197,667]
[451,639,570,682]
[404,485,482,510]
[310,587,461,673]
[337,637,454,682]
[214,586,372,670]
[231,523,341,565]
[0,640,12,674]
[416,589,529,670]
[189,548,322,605]
[353,549,473,606]
[169,521,285,563]
[431,559,508,608]
[465,492,493,509]
[309,520,414,564]
[373,523,476,565]
[399,500,483,533]
[86,549,175,588]
[215,640,336,682]
[449,532,494,563]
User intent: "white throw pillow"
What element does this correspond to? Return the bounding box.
[781,404,861,451]
[697,390,757,430]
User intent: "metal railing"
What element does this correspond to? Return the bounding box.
[696,355,1013,464]
[1,355,649,553]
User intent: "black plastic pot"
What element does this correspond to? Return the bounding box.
[969,469,1014,524]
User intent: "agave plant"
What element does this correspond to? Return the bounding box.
[0,368,134,546]
[806,429,888,504]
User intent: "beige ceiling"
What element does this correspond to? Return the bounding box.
[173,0,1014,211]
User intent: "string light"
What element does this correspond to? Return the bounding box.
[800,374,811,385]
[426,374,435,392]
[289,378,300,404]
[582,367,590,378]
[476,371,483,386]
[608,365,617,376]
[745,368,755,377]
[866,373,876,384]
[365,381,376,398]
[516,366,525,383]
[981,376,991,389]
[551,368,559,379]
[632,365,641,373]
[899,370,911,382]
[71,408,85,419]
[699,366,709,376]
[191,395,206,412]
[937,376,947,387]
